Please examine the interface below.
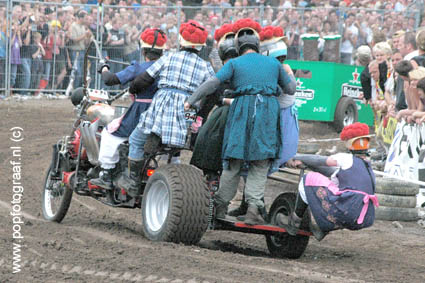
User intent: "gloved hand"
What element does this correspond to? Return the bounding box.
[97,60,110,74]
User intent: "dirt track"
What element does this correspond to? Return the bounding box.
[1,99,425,283]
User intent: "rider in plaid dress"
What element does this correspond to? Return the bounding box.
[135,50,215,147]
[118,20,214,197]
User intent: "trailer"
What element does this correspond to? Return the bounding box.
[287,60,374,132]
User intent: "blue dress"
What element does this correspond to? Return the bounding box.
[304,156,376,232]
[216,53,293,162]
[111,61,158,138]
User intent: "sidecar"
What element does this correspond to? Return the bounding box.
[139,153,342,259]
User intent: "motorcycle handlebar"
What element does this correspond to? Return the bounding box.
[106,88,129,105]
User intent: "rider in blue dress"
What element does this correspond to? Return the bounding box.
[278,122,379,241]
[90,28,167,190]
[186,19,296,225]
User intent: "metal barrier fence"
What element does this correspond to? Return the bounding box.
[0,0,421,96]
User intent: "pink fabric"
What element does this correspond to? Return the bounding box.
[129,93,152,104]
[305,172,379,225]
[342,189,379,224]
[305,172,340,194]
[135,98,153,103]
[190,116,203,133]
[107,115,124,134]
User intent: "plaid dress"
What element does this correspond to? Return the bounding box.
[136,51,215,147]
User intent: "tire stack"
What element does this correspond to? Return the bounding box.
[375,177,420,221]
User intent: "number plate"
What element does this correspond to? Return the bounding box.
[184,110,197,122]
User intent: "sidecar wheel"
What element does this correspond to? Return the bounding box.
[141,164,209,244]
[266,192,310,259]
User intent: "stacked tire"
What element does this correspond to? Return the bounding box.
[375,177,420,221]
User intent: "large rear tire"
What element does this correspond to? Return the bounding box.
[141,164,209,244]
[333,97,358,132]
[266,192,310,259]
[42,164,73,223]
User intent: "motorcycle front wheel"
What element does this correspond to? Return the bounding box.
[42,163,73,223]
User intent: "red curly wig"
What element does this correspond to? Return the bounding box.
[179,20,208,44]
[259,26,284,41]
[214,23,234,42]
[140,28,167,47]
[232,18,262,34]
[340,122,370,141]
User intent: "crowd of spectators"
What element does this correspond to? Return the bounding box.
[355,25,425,160]
[0,0,423,95]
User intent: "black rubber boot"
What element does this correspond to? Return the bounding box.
[117,159,144,198]
[234,196,266,222]
[244,204,265,225]
[214,201,228,220]
[309,214,327,241]
[276,193,307,235]
[228,192,248,217]
[276,212,302,236]
[90,168,114,190]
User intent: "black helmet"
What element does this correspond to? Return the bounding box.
[235,28,260,55]
[71,87,85,106]
[218,33,238,61]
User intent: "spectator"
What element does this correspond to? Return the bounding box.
[373,41,392,65]
[17,14,32,95]
[397,67,425,121]
[0,17,6,91]
[37,21,64,95]
[411,28,425,68]
[370,29,386,47]
[1,0,424,95]
[286,19,300,60]
[356,17,372,47]
[400,31,418,60]
[327,9,340,34]
[10,20,22,91]
[340,13,358,64]
[394,60,413,112]
[68,10,91,89]
[123,22,140,63]
[412,76,425,123]
[386,48,404,117]
[368,60,386,106]
[394,0,407,12]
[356,45,372,67]
[53,12,70,91]
[391,30,405,50]
[104,17,125,89]
[30,32,45,91]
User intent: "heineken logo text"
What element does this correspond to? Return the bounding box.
[295,89,314,100]
[341,84,362,99]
